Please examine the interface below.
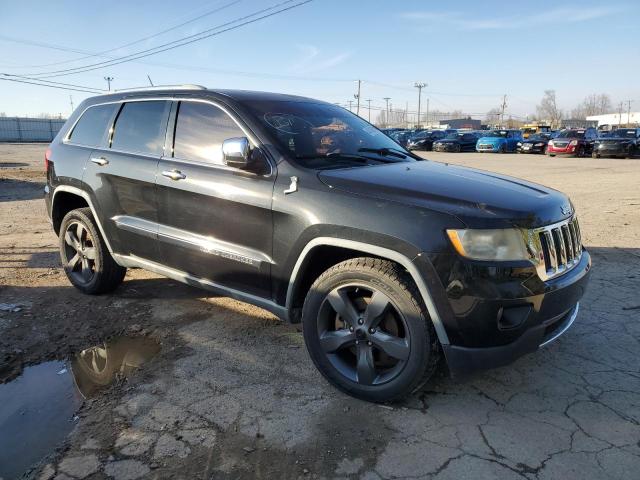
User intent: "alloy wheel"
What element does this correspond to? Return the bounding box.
[63,221,97,285]
[316,284,410,386]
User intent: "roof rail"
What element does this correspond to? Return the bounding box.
[113,84,207,93]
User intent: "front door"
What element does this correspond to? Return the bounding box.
[83,100,171,261]
[156,100,275,298]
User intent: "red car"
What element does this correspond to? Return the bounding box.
[547,128,598,157]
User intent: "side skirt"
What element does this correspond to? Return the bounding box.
[112,253,288,321]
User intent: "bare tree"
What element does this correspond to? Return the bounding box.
[536,90,563,128]
[571,93,612,119]
[485,108,501,125]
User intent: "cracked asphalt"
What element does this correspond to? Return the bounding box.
[1,144,639,479]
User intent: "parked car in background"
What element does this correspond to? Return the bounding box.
[433,131,481,152]
[547,128,598,157]
[592,128,640,158]
[517,132,556,154]
[476,129,523,153]
[390,130,413,147]
[521,123,551,139]
[406,130,447,151]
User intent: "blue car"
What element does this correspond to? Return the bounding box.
[476,129,524,153]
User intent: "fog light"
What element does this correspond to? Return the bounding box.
[497,305,532,330]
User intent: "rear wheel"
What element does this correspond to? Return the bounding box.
[576,146,585,157]
[302,258,440,403]
[499,144,506,154]
[59,208,126,294]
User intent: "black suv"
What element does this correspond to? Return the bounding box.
[44,86,591,402]
[593,128,640,158]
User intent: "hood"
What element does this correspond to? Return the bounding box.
[436,138,462,144]
[318,161,572,229]
[477,136,506,145]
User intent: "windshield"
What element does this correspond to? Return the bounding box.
[485,130,508,138]
[528,134,549,141]
[611,129,637,138]
[557,130,585,138]
[246,100,410,167]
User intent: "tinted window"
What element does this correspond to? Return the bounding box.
[111,101,170,155]
[68,104,117,146]
[173,102,244,165]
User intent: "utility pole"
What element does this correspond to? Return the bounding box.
[383,97,391,128]
[69,95,74,114]
[414,82,427,128]
[104,76,114,91]
[354,80,361,116]
[425,98,430,128]
[618,102,624,127]
[366,99,372,123]
[626,100,633,126]
[500,95,508,128]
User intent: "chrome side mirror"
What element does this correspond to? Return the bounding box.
[222,137,250,168]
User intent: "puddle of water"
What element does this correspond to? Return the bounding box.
[0,336,160,479]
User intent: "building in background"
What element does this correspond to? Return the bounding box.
[586,112,640,129]
[439,117,481,130]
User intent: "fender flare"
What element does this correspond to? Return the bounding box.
[51,185,115,254]
[285,237,450,345]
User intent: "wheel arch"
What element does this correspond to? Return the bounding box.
[51,186,114,254]
[285,237,450,346]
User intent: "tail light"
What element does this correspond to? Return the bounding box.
[569,140,578,146]
[45,148,51,173]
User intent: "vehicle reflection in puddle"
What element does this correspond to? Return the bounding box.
[0,336,160,480]
[71,336,161,398]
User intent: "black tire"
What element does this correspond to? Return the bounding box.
[59,207,126,294]
[302,257,440,403]
[499,144,506,154]
[542,146,548,155]
[576,146,585,158]
[592,152,599,158]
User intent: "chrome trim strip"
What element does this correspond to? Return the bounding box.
[285,237,450,345]
[111,215,157,239]
[539,303,579,348]
[529,216,583,281]
[112,253,287,320]
[51,186,114,254]
[111,215,272,268]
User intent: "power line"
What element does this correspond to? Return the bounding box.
[17,0,311,78]
[0,0,243,70]
[0,74,104,92]
[0,76,103,94]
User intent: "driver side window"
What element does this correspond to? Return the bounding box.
[173,101,244,165]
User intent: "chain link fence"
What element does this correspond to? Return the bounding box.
[0,117,66,142]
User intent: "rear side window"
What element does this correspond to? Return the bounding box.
[111,101,170,155]
[68,104,117,146]
[173,101,244,165]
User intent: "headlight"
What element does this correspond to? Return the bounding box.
[535,142,544,146]
[446,228,530,261]
[517,142,522,146]
[569,140,578,146]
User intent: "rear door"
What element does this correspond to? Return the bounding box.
[156,100,275,298]
[83,99,171,261]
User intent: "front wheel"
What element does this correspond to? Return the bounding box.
[499,144,506,154]
[302,258,440,403]
[59,208,126,294]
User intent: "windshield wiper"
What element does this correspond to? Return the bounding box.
[357,147,407,159]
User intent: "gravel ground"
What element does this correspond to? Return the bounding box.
[1,144,639,480]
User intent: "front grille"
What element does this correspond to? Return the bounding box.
[553,141,569,148]
[536,217,582,279]
[478,144,494,150]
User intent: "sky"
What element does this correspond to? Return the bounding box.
[0,0,638,120]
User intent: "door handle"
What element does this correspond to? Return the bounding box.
[161,169,186,181]
[90,157,109,166]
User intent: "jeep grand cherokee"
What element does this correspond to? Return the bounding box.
[44,86,591,402]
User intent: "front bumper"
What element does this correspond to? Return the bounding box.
[476,143,499,152]
[434,143,460,152]
[443,303,579,376]
[421,247,591,377]
[519,144,546,154]
[548,144,577,155]
[595,143,632,156]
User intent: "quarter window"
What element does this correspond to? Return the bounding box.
[68,103,117,146]
[173,102,244,165]
[111,101,170,155]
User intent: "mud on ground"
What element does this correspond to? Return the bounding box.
[1,144,639,479]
